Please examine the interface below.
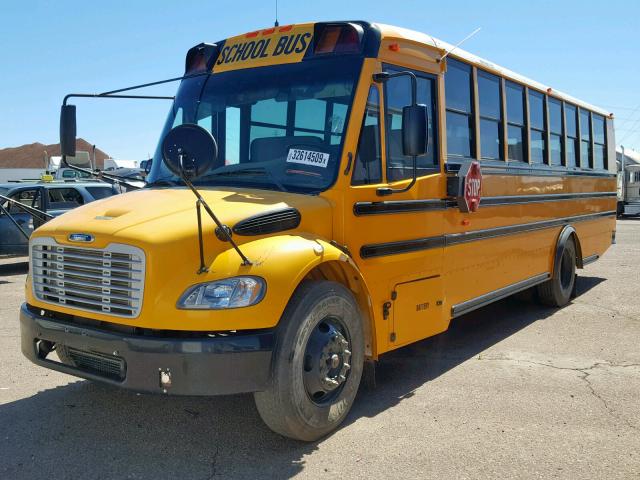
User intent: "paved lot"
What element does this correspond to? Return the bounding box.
[1,220,639,479]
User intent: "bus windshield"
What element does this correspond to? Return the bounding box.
[148,57,363,193]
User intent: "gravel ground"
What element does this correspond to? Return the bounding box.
[0,220,638,479]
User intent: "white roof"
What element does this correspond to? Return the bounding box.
[617,147,640,165]
[375,24,612,117]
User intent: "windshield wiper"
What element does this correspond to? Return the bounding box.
[200,168,288,192]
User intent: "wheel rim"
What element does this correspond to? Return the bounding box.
[302,316,352,406]
[560,248,573,290]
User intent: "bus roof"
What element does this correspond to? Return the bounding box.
[374,23,612,118]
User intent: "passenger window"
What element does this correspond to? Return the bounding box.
[9,189,41,214]
[86,187,116,200]
[295,99,326,132]
[477,71,502,160]
[548,98,563,166]
[445,59,473,158]
[47,188,84,210]
[249,99,287,148]
[579,109,592,168]
[528,91,546,164]
[592,114,606,169]
[565,104,578,167]
[352,87,382,185]
[385,71,437,181]
[506,82,525,161]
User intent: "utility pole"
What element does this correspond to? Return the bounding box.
[620,145,626,203]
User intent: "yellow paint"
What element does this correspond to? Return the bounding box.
[213,24,313,73]
[26,22,617,361]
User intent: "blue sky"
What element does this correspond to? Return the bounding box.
[1,0,638,159]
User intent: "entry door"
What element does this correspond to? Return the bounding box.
[0,187,43,254]
[343,68,446,352]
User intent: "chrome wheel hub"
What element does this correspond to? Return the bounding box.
[303,318,352,404]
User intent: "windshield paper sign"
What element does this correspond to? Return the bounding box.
[286,148,330,168]
[214,24,313,73]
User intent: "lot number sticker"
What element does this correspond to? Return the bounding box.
[286,148,330,168]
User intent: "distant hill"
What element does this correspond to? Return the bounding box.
[0,139,110,169]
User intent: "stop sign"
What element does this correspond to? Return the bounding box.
[463,161,482,212]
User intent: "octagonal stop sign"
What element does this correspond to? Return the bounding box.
[463,161,482,212]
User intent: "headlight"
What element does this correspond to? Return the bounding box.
[177,276,266,310]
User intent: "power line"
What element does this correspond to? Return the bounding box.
[618,110,640,145]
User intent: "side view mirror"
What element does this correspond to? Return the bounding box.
[60,105,77,157]
[140,159,153,174]
[402,104,428,157]
[161,124,218,180]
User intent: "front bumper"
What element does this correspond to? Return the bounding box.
[20,303,274,396]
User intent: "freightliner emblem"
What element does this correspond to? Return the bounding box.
[68,233,94,243]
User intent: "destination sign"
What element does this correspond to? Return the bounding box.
[213,24,313,73]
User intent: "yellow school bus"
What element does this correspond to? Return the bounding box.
[20,21,617,441]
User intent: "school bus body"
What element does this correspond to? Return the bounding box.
[21,21,615,438]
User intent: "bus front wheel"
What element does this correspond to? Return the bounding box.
[537,239,576,307]
[254,281,364,441]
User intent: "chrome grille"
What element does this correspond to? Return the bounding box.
[31,237,145,318]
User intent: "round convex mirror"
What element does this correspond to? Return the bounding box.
[161,124,218,179]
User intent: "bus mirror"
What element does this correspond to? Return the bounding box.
[140,159,153,174]
[161,124,218,180]
[60,105,77,157]
[402,104,427,157]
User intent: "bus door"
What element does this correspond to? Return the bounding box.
[344,68,446,351]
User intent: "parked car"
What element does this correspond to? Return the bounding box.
[0,182,119,255]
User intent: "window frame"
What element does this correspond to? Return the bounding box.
[564,103,579,169]
[592,112,607,170]
[504,80,527,163]
[578,108,593,169]
[444,58,474,161]
[476,69,503,161]
[351,84,383,186]
[547,96,564,167]
[527,89,547,165]
[382,63,440,182]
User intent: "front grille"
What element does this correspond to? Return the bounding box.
[31,237,145,318]
[59,345,126,381]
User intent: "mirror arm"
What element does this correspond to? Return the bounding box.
[180,174,252,267]
[0,194,54,221]
[373,70,420,197]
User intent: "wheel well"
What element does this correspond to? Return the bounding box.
[555,226,584,272]
[570,232,584,269]
[303,261,376,358]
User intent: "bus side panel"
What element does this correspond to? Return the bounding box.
[442,227,557,313]
[573,216,616,262]
[440,173,616,317]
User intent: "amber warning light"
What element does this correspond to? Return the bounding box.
[313,23,363,55]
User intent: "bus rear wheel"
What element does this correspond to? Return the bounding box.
[537,239,576,307]
[254,281,364,441]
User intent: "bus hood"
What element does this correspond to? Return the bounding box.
[33,187,333,249]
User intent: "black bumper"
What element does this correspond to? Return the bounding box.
[20,303,274,396]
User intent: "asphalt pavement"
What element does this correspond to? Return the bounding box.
[0,220,638,479]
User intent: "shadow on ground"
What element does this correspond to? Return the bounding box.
[0,260,28,278]
[0,277,605,479]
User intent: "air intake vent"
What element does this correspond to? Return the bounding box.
[233,208,301,236]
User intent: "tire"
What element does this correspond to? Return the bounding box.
[254,281,364,441]
[537,239,576,307]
